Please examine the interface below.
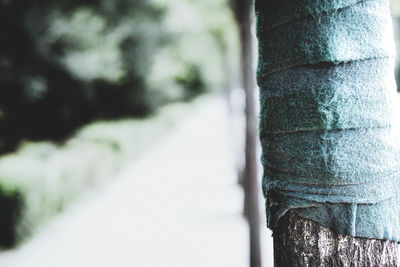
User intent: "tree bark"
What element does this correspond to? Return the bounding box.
[273,211,399,267]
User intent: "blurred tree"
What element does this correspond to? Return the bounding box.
[0,0,241,249]
[0,0,235,155]
[0,0,164,153]
[230,1,262,267]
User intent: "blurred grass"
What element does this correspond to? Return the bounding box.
[0,95,206,248]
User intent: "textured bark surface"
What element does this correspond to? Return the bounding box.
[273,211,399,266]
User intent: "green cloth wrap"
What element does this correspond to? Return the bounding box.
[256,0,395,76]
[256,0,367,28]
[256,0,400,241]
[261,128,400,185]
[259,58,397,133]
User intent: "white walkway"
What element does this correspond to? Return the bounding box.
[0,96,273,267]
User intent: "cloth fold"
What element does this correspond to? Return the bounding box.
[261,128,400,185]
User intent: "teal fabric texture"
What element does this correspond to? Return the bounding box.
[257,0,395,77]
[256,0,400,240]
[259,59,397,133]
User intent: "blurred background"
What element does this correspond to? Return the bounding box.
[0,0,400,266]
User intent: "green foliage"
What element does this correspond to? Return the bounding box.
[0,0,166,153]
[0,97,202,247]
[175,63,206,100]
[0,0,238,247]
[0,0,237,154]
[0,186,22,248]
[147,0,238,104]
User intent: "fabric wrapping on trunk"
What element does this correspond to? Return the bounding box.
[257,0,395,77]
[256,0,400,240]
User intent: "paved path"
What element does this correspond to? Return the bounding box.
[0,96,273,267]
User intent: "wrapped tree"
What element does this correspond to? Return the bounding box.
[256,0,400,265]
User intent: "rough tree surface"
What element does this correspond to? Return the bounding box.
[273,211,399,267]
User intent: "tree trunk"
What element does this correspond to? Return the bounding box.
[230,0,262,266]
[274,211,399,267]
[255,0,400,265]
[241,22,262,267]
